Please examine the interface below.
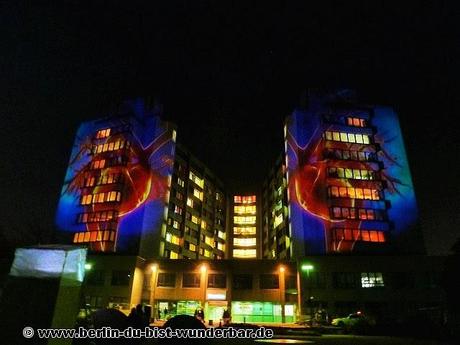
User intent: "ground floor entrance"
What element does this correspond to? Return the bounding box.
[231,301,296,323]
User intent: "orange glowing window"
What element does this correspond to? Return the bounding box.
[355,188,364,199]
[96,128,111,139]
[83,232,90,242]
[359,209,367,220]
[372,190,380,200]
[347,187,355,198]
[73,233,79,243]
[362,231,370,241]
[110,232,115,241]
[90,232,97,242]
[330,186,339,197]
[369,231,379,242]
[339,187,347,198]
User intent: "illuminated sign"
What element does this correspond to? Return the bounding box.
[207,292,226,300]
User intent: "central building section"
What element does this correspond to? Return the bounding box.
[231,195,259,259]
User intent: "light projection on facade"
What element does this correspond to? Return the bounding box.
[285,94,419,255]
[56,100,176,255]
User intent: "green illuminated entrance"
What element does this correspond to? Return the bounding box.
[231,301,296,323]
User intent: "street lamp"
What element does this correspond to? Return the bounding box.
[150,263,159,322]
[200,264,208,320]
[279,266,286,323]
[301,264,314,326]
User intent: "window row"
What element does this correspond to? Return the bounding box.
[330,206,387,221]
[234,205,256,214]
[90,156,128,170]
[80,191,122,205]
[234,195,256,204]
[346,117,367,128]
[233,226,256,236]
[333,272,384,288]
[323,148,378,162]
[327,167,376,180]
[328,186,382,201]
[324,131,371,144]
[233,248,257,258]
[77,210,118,223]
[95,128,111,139]
[332,228,386,243]
[73,230,116,243]
[234,216,256,224]
[234,237,257,247]
[189,171,204,189]
[92,140,130,155]
[82,172,124,188]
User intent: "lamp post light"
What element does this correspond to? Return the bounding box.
[301,264,314,327]
[150,264,159,322]
[279,266,286,324]
[200,264,208,319]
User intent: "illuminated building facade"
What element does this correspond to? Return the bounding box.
[231,195,259,259]
[54,93,440,326]
[166,145,227,260]
[56,100,228,259]
[263,91,424,258]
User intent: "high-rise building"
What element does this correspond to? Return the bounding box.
[55,99,228,259]
[262,90,425,258]
[51,93,441,326]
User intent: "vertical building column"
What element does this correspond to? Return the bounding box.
[279,266,286,323]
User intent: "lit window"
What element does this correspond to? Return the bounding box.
[233,227,256,235]
[189,171,204,188]
[361,272,384,288]
[233,249,256,258]
[205,236,213,246]
[170,251,179,259]
[193,188,203,201]
[234,238,256,247]
[234,216,256,224]
[189,243,196,251]
[274,214,283,228]
[201,220,207,230]
[217,242,225,251]
[234,205,256,214]
[173,220,180,229]
[218,231,226,240]
[96,128,111,139]
[191,215,199,225]
[177,178,185,187]
[187,198,193,207]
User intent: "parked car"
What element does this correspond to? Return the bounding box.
[331,312,375,328]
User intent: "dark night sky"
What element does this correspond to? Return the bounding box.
[1,1,459,255]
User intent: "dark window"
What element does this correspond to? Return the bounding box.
[308,272,327,288]
[86,269,105,286]
[332,272,358,289]
[260,274,279,289]
[84,295,103,308]
[207,274,226,288]
[111,270,131,286]
[157,273,176,287]
[183,273,200,288]
[285,275,297,289]
[233,274,253,289]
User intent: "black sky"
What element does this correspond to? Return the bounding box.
[1,1,459,255]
